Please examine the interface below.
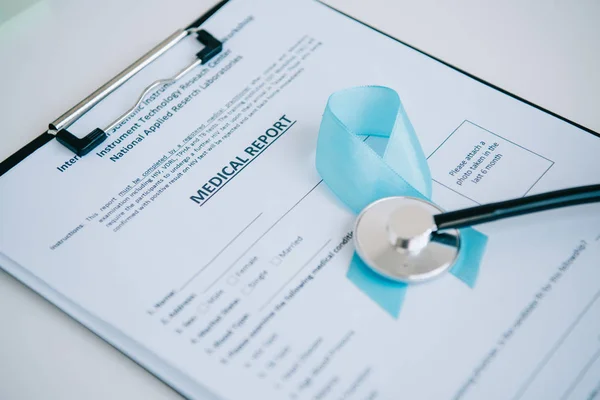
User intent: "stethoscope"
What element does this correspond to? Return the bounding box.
[353,184,600,283]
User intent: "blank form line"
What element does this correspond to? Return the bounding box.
[512,288,600,400]
[179,212,263,291]
[259,239,332,311]
[202,180,324,293]
[560,347,600,400]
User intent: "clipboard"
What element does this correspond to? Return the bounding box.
[1,1,599,399]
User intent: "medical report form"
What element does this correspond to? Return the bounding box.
[1,0,600,399]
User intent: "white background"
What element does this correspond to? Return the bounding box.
[0,0,599,399]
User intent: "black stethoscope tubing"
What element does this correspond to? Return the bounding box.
[434,184,600,231]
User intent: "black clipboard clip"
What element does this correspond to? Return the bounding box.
[51,27,222,156]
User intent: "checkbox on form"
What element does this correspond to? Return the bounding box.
[197,302,209,315]
[227,275,239,285]
[270,256,282,266]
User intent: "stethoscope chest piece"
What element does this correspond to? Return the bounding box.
[354,197,460,283]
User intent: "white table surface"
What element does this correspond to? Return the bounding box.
[1,0,599,399]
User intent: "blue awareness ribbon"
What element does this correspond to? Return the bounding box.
[316,86,488,318]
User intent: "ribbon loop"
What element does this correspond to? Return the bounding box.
[316,86,487,318]
[317,86,431,213]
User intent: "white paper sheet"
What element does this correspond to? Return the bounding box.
[1,1,599,399]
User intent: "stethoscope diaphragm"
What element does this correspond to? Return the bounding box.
[354,197,460,283]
